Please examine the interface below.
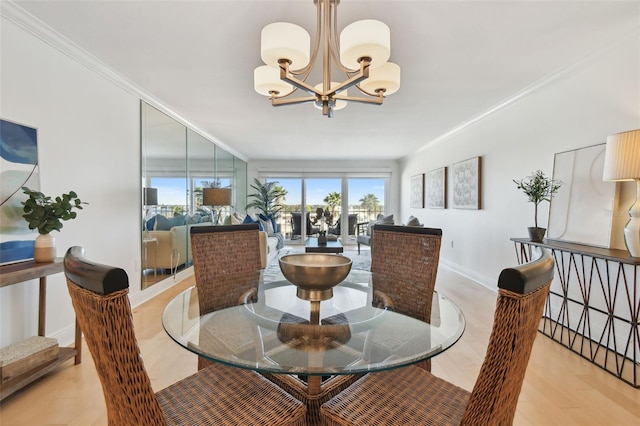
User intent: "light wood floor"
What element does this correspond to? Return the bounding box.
[1,268,639,425]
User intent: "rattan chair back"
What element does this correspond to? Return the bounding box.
[320,248,554,426]
[190,224,262,370]
[64,246,166,425]
[461,248,554,425]
[190,224,262,313]
[370,224,442,321]
[370,225,442,371]
[64,246,308,426]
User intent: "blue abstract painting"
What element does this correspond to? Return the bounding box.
[0,118,39,265]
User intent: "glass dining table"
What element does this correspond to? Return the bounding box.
[162,269,465,397]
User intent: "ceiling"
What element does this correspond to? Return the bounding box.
[9,0,640,161]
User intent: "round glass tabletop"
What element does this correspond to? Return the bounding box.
[162,269,465,376]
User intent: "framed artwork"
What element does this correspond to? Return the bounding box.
[547,143,621,248]
[0,118,40,265]
[410,174,424,208]
[452,156,481,209]
[426,167,447,209]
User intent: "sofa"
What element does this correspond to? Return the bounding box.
[356,214,424,254]
[144,213,281,273]
[356,214,394,254]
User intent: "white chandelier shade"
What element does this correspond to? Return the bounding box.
[339,19,390,70]
[260,23,310,69]
[254,65,293,96]
[253,0,401,117]
[359,62,401,96]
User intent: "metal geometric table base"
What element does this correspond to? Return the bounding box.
[513,239,639,388]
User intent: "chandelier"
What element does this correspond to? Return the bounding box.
[253,0,401,118]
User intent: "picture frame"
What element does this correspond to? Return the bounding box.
[547,143,621,248]
[426,167,447,209]
[410,174,424,208]
[452,156,481,209]
[0,118,40,265]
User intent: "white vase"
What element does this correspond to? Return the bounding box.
[34,233,56,262]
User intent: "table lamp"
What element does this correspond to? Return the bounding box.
[143,187,158,236]
[203,187,231,225]
[603,129,640,257]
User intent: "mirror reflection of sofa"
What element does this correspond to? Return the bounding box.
[144,213,210,274]
[144,212,282,275]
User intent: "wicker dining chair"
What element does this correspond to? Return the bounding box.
[63,246,306,426]
[370,224,443,371]
[190,223,262,370]
[320,248,554,426]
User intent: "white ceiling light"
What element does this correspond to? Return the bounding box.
[253,0,401,118]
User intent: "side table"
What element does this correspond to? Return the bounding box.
[0,258,81,400]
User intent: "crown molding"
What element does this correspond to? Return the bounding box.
[1,1,247,162]
[414,26,640,156]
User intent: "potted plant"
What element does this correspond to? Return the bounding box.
[21,186,86,262]
[245,178,287,218]
[513,170,562,242]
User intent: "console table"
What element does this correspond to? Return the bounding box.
[511,238,639,387]
[0,258,81,400]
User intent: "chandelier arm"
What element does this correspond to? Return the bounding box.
[329,0,357,75]
[280,61,323,96]
[271,95,318,107]
[333,92,385,105]
[288,0,324,77]
[323,58,370,95]
[321,0,332,93]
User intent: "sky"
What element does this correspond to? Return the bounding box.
[149,177,386,208]
[274,178,385,206]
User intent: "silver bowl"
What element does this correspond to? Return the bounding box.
[279,253,352,301]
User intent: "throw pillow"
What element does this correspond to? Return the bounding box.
[230,212,244,225]
[258,213,278,234]
[146,216,157,231]
[243,214,264,232]
[260,218,275,236]
[155,214,187,231]
[188,213,202,224]
[406,215,422,226]
[368,214,394,235]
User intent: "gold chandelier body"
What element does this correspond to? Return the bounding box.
[254,0,401,118]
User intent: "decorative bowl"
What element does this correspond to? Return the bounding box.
[279,253,352,301]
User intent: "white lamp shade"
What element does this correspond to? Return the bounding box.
[603,129,640,181]
[254,65,293,96]
[261,23,310,69]
[314,82,348,111]
[359,62,401,95]
[340,19,390,70]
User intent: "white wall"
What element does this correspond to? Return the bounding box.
[400,32,640,289]
[0,16,143,347]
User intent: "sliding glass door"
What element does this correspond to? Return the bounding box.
[264,176,387,245]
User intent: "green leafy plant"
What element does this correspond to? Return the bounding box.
[245,178,287,218]
[21,186,86,234]
[513,170,562,228]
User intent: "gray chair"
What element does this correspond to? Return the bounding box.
[291,212,320,239]
[356,214,394,254]
[329,214,358,237]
